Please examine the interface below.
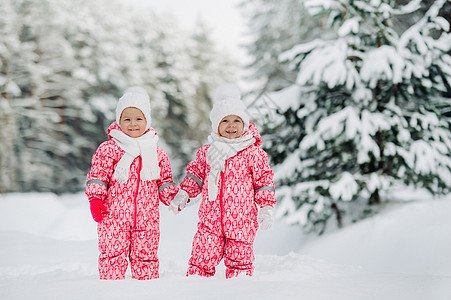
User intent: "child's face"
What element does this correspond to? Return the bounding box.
[218,115,244,139]
[119,107,147,138]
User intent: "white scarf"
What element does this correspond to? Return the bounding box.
[110,129,160,183]
[206,133,255,201]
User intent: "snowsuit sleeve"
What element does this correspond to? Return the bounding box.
[85,141,116,201]
[156,147,179,206]
[180,145,208,198]
[250,147,276,208]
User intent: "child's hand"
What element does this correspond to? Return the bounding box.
[258,206,274,230]
[169,190,190,214]
[89,198,108,222]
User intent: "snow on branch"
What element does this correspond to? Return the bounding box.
[360,45,405,88]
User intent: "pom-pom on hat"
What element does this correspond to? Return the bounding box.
[116,86,152,131]
[209,83,249,134]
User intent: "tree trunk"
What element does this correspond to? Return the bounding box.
[331,202,342,228]
[369,189,381,205]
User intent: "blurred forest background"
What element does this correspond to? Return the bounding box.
[1,0,450,234]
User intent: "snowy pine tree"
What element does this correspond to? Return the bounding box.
[0,0,22,192]
[263,0,451,233]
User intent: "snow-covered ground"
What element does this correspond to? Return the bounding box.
[1,192,450,300]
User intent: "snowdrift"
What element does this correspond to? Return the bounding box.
[1,192,450,299]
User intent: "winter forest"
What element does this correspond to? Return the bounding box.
[1,0,451,298]
[2,0,450,232]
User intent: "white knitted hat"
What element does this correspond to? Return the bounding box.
[209,83,249,133]
[116,86,152,131]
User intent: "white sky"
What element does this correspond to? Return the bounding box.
[128,0,249,64]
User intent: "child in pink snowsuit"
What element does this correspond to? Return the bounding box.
[85,86,184,280]
[178,83,276,278]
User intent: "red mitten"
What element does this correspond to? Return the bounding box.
[89,198,108,222]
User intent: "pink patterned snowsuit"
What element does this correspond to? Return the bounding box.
[181,122,276,278]
[85,122,178,280]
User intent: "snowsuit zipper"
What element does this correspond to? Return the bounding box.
[219,170,226,235]
[133,157,142,229]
